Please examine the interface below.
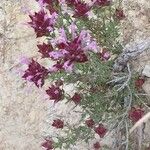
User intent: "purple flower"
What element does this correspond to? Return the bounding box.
[74,1,92,17]
[37,43,54,58]
[48,26,98,72]
[64,37,88,63]
[46,84,63,102]
[28,10,57,37]
[22,59,49,87]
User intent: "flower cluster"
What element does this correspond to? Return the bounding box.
[74,1,92,17]
[42,117,106,149]
[28,10,58,37]
[85,118,107,138]
[21,0,143,149]
[22,59,49,87]
[49,26,98,72]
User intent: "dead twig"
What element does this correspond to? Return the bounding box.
[113,37,150,71]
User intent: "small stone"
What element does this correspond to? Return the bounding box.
[142,65,150,77]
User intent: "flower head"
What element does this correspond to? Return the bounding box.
[93,142,101,150]
[37,43,54,58]
[49,27,98,72]
[71,93,82,104]
[28,10,57,37]
[41,138,53,150]
[85,118,95,128]
[73,1,91,17]
[22,59,49,87]
[46,84,63,102]
[129,107,144,123]
[52,119,64,129]
[94,124,107,138]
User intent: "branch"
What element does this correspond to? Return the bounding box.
[113,37,150,71]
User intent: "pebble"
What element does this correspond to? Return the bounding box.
[142,65,150,77]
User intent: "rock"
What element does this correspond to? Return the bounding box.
[142,65,150,77]
[143,79,150,95]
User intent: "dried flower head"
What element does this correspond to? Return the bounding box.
[52,119,64,129]
[94,124,107,138]
[135,76,145,90]
[41,138,53,150]
[93,142,101,150]
[85,118,95,128]
[129,107,144,123]
[71,93,82,104]
[115,9,125,20]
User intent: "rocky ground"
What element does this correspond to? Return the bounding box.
[0,0,48,149]
[0,0,150,149]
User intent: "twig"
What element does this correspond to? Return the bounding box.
[117,63,131,91]
[113,37,150,71]
[107,76,126,84]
